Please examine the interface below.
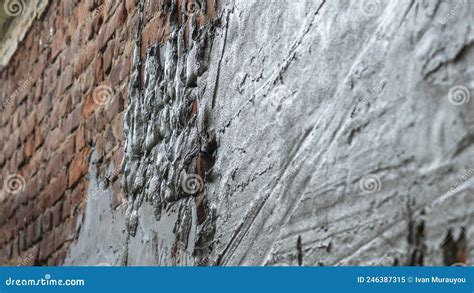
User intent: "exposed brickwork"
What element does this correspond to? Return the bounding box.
[0,0,157,266]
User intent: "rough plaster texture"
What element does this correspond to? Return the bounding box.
[67,0,474,266]
[0,0,49,68]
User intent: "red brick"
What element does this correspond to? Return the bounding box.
[42,169,68,209]
[74,41,97,77]
[52,202,62,228]
[24,113,36,140]
[61,135,76,166]
[34,79,43,102]
[39,232,54,260]
[51,29,64,60]
[59,93,72,115]
[57,65,74,95]
[49,102,63,129]
[34,126,43,149]
[26,222,35,247]
[93,56,103,81]
[105,92,124,123]
[82,92,98,119]
[75,125,86,151]
[62,194,71,220]
[103,39,114,73]
[0,0,146,267]
[34,217,42,243]
[68,148,90,188]
[42,210,52,233]
[46,152,63,181]
[37,94,52,124]
[26,176,40,200]
[110,57,131,87]
[53,224,67,251]
[96,3,126,50]
[45,127,62,154]
[60,105,82,135]
[19,230,26,252]
[24,135,35,160]
[70,182,86,211]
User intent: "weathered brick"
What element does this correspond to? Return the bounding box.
[34,126,43,149]
[34,216,42,243]
[68,148,90,188]
[42,210,52,233]
[69,182,85,212]
[0,0,132,266]
[46,151,63,181]
[39,232,54,260]
[75,124,86,151]
[36,94,52,124]
[42,169,68,208]
[53,224,66,251]
[26,222,35,247]
[57,65,74,95]
[103,39,114,73]
[82,92,98,119]
[52,201,62,228]
[61,104,82,136]
[61,135,76,166]
[51,29,64,60]
[23,113,36,140]
[26,175,39,200]
[105,92,124,123]
[109,57,131,87]
[23,135,35,160]
[93,56,103,81]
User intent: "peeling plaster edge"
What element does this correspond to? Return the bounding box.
[0,0,49,69]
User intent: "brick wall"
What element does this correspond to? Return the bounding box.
[0,0,207,266]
